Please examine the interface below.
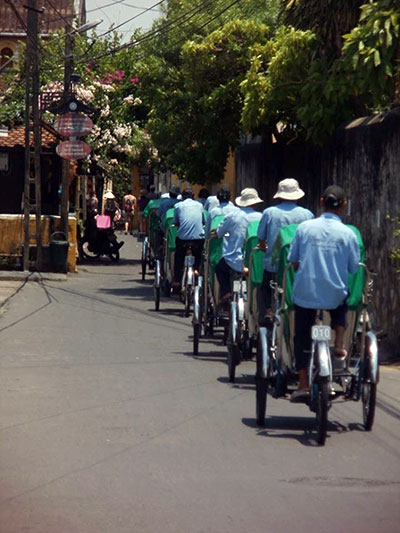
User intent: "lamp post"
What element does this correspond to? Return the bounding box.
[60,19,102,238]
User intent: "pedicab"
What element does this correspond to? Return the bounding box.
[255,224,379,446]
[225,219,264,381]
[141,198,161,281]
[152,207,175,311]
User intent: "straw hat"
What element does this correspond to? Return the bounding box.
[273,179,305,201]
[235,188,263,207]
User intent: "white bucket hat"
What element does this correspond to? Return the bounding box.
[104,191,115,199]
[235,188,263,207]
[273,179,305,201]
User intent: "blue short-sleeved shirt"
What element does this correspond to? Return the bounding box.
[205,201,238,237]
[288,213,360,309]
[174,198,205,240]
[257,201,314,272]
[157,197,180,221]
[204,195,219,213]
[217,207,262,272]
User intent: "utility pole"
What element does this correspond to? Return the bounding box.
[23,0,42,271]
[60,28,74,238]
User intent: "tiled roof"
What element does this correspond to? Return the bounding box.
[0,0,74,35]
[0,123,58,149]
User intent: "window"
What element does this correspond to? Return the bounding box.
[0,47,14,69]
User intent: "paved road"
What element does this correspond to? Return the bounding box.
[0,234,399,532]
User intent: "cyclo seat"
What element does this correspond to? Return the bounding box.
[207,214,226,295]
[243,219,264,311]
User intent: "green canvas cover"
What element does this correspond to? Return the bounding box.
[162,208,175,233]
[207,215,225,292]
[143,198,161,219]
[272,223,366,310]
[243,220,264,284]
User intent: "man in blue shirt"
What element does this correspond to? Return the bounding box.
[215,188,263,304]
[288,185,360,401]
[205,185,238,237]
[257,179,314,325]
[174,187,205,285]
[157,184,181,221]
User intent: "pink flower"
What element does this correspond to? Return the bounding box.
[130,77,139,84]
[115,70,124,81]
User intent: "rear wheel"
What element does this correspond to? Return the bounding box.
[80,240,100,261]
[184,285,192,317]
[256,329,270,426]
[141,240,148,280]
[362,381,376,431]
[154,286,160,311]
[227,305,240,383]
[316,379,329,446]
[193,323,200,355]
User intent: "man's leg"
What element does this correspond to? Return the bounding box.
[257,270,276,325]
[215,258,232,299]
[191,239,204,272]
[293,305,317,390]
[330,302,348,358]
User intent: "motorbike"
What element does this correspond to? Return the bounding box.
[79,211,124,262]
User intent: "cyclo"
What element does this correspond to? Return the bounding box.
[255,224,379,446]
[192,214,225,355]
[224,219,264,381]
[141,198,161,281]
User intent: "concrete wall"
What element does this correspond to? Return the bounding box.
[0,214,77,272]
[235,111,400,359]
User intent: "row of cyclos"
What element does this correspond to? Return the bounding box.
[141,198,379,446]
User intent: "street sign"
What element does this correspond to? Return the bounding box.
[54,112,94,137]
[56,140,91,160]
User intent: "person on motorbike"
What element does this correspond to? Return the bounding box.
[205,185,238,237]
[102,192,124,250]
[173,186,205,287]
[257,179,314,326]
[288,185,360,402]
[215,188,263,307]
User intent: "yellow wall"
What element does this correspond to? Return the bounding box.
[0,215,77,272]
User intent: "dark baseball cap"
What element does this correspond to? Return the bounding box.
[322,185,346,208]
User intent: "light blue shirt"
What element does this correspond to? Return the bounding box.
[174,198,205,240]
[204,195,219,212]
[258,201,314,272]
[288,213,360,309]
[217,207,262,272]
[157,197,180,221]
[205,201,238,237]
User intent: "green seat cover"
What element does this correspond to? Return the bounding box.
[243,220,263,309]
[207,215,225,292]
[143,198,161,219]
[162,208,175,233]
[272,224,366,310]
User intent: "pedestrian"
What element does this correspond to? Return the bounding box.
[123,189,136,235]
[257,178,314,325]
[147,185,159,200]
[288,184,360,402]
[88,191,98,213]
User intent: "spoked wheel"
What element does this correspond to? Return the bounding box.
[255,328,270,426]
[141,239,148,280]
[362,381,376,431]
[227,305,240,383]
[315,378,329,446]
[80,240,101,261]
[154,286,160,311]
[141,257,147,280]
[193,324,200,355]
[184,285,192,317]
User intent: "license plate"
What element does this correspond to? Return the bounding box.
[311,325,332,341]
[184,255,195,266]
[233,280,246,293]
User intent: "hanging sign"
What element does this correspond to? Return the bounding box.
[56,140,91,160]
[54,112,93,137]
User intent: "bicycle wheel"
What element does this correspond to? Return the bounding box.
[193,323,200,355]
[80,240,100,261]
[184,285,192,317]
[315,378,329,446]
[141,239,148,280]
[154,286,160,311]
[362,381,376,431]
[256,328,270,426]
[227,305,240,383]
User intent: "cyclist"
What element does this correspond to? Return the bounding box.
[157,184,181,221]
[205,184,238,237]
[288,185,360,401]
[173,187,205,287]
[215,188,263,307]
[257,179,314,325]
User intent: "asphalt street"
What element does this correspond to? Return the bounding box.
[0,233,399,532]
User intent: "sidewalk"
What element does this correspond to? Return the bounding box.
[0,271,67,312]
